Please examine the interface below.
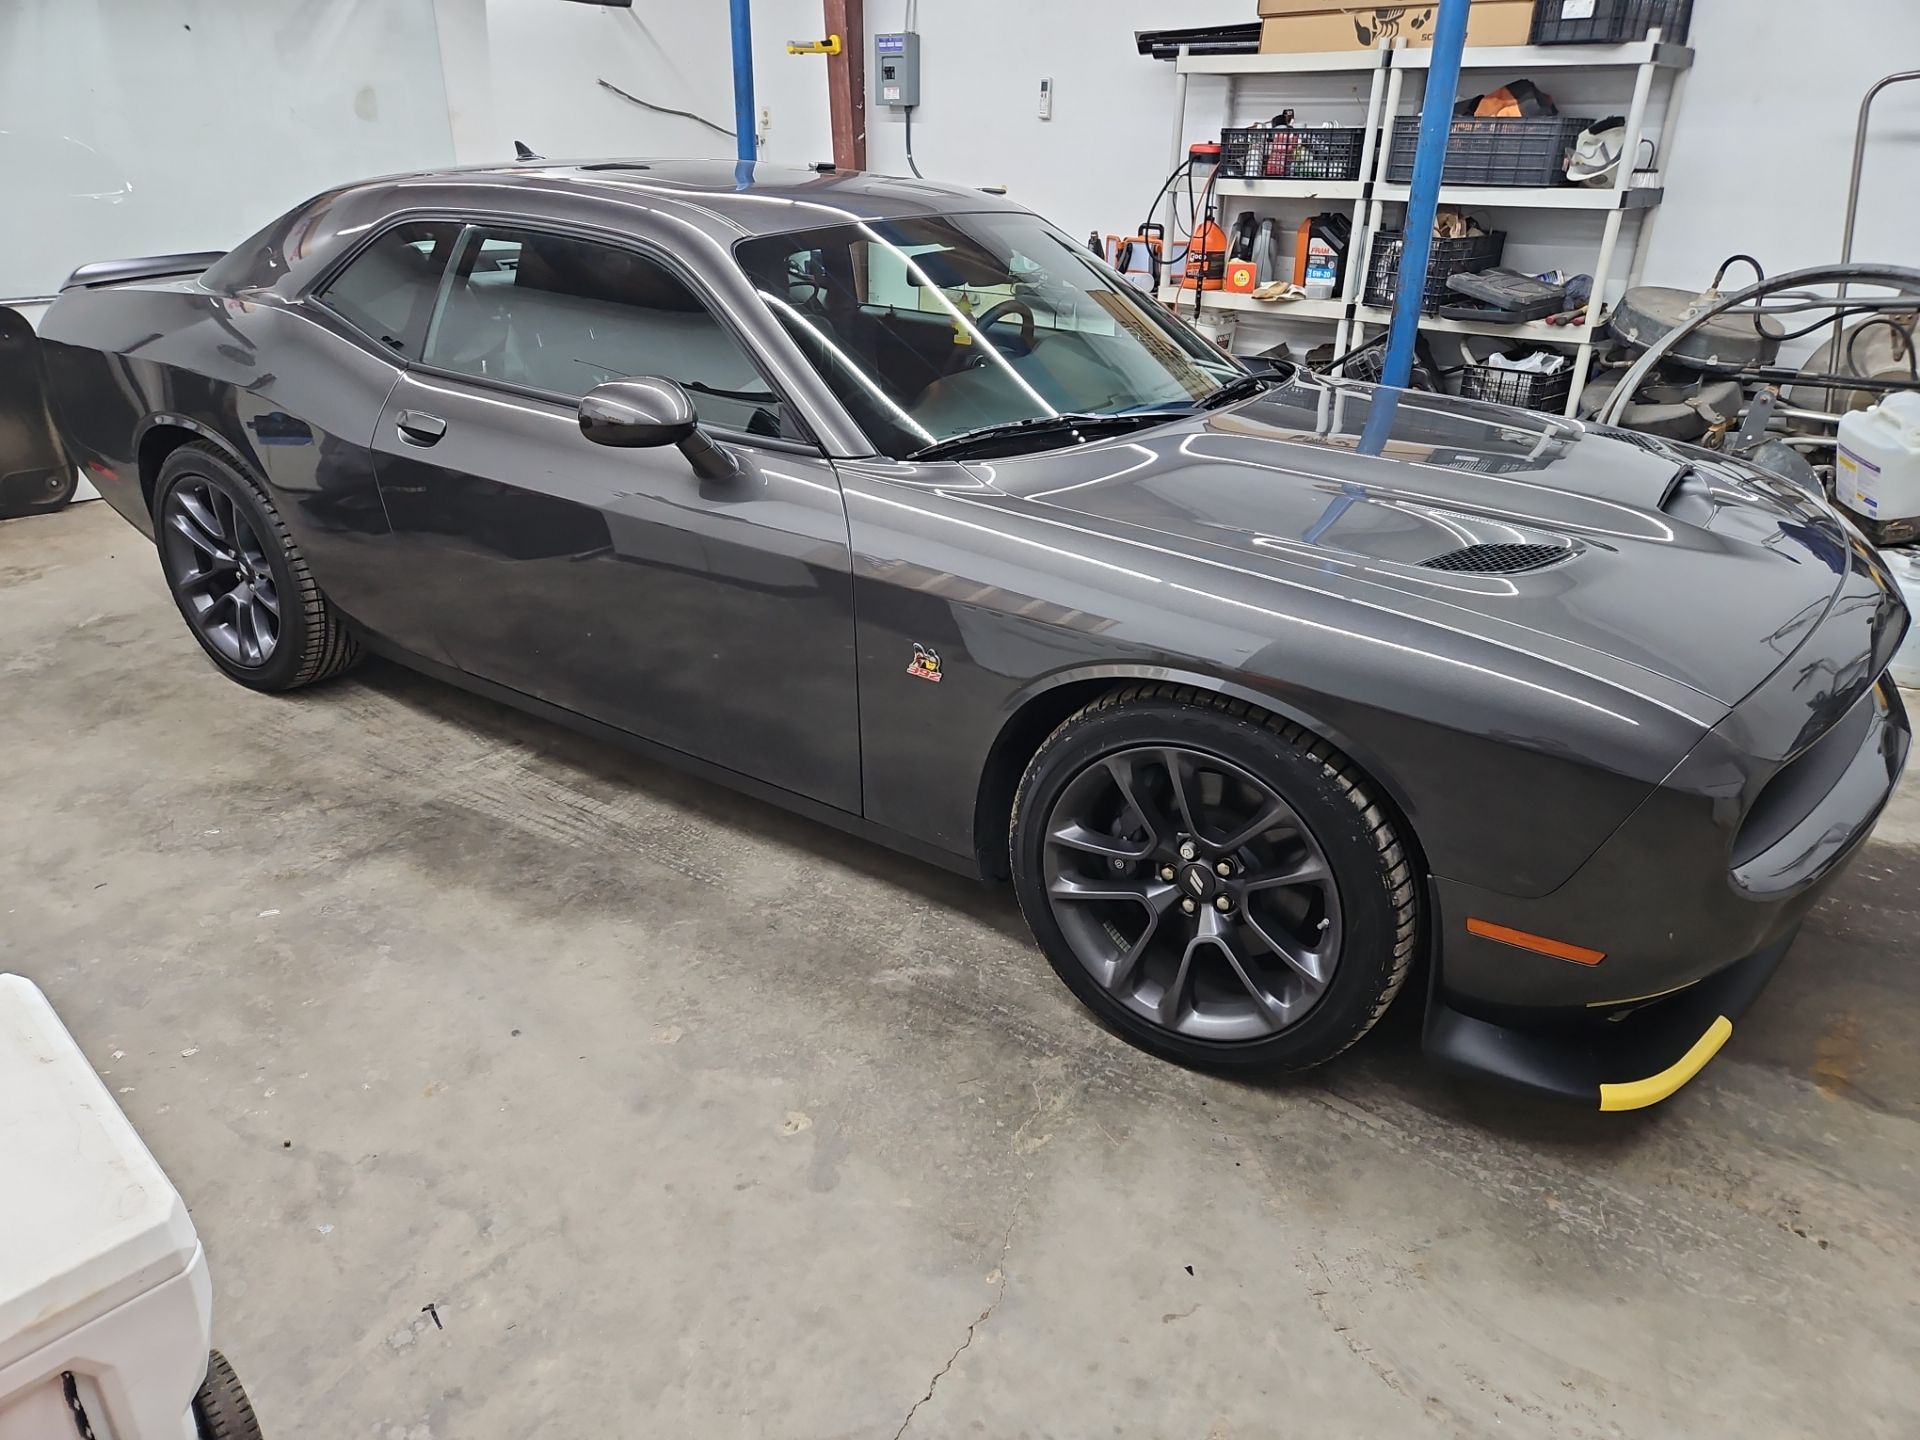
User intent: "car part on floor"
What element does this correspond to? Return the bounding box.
[1577,367,1745,442]
[0,306,76,519]
[1595,265,1920,437]
[1785,311,1919,420]
[1611,283,1784,369]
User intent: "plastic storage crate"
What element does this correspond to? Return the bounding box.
[1339,345,1385,382]
[1384,114,1590,187]
[1331,337,1443,392]
[1363,230,1506,314]
[1529,0,1692,45]
[1218,126,1366,182]
[1456,358,1574,413]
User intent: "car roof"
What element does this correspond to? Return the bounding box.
[371,158,1030,240]
[200,159,1037,303]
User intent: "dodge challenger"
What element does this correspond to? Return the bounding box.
[33,160,1911,1109]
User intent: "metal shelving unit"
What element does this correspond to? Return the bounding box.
[1161,33,1694,416]
[1163,46,1392,360]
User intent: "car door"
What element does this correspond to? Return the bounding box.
[366,221,860,812]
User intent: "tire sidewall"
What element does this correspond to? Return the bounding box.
[155,448,312,690]
[1012,695,1410,1071]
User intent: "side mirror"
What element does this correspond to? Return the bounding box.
[578,376,697,448]
[578,376,741,481]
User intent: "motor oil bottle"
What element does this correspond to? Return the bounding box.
[1291,213,1350,300]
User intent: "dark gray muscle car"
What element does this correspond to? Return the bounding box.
[35,160,1911,1109]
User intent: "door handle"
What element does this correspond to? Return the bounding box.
[396,410,447,446]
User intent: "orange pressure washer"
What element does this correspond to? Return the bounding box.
[1180,207,1227,291]
[1106,223,1167,292]
[1177,141,1226,291]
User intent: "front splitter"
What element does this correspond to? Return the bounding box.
[1422,929,1797,1109]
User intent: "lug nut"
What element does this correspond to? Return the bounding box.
[1214,895,1232,913]
[1159,865,1176,882]
[1215,860,1232,877]
[1180,897,1197,915]
[1178,841,1197,861]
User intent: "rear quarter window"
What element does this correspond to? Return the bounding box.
[311,220,463,359]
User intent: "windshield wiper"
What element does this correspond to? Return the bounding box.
[909,412,1173,462]
[1198,372,1277,410]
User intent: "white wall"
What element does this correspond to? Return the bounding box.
[469,0,1920,295]
[13,0,1918,305]
[1640,0,1920,286]
[478,0,744,162]
[0,0,457,301]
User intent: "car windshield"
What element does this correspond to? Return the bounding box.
[735,212,1243,459]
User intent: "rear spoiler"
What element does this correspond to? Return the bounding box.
[60,251,226,291]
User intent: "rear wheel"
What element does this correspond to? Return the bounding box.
[1011,684,1419,1072]
[154,443,361,691]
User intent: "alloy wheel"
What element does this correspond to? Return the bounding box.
[160,479,280,667]
[1040,745,1343,1043]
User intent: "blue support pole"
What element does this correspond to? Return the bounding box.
[1375,0,1470,393]
[730,0,757,170]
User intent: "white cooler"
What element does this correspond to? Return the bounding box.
[0,975,228,1440]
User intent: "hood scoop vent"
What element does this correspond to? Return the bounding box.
[1417,542,1571,575]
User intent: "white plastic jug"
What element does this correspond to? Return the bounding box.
[1882,546,1920,690]
[1836,389,1920,530]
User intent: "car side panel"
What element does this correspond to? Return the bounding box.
[841,462,1711,897]
[34,284,437,656]
[367,372,863,812]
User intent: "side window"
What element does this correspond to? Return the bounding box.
[422,225,801,439]
[312,220,463,359]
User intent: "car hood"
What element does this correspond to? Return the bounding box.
[985,377,1864,708]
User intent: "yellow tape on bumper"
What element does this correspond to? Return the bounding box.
[1598,1016,1734,1111]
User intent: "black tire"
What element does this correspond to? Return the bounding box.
[153,442,361,691]
[192,1349,263,1440]
[1011,683,1419,1073]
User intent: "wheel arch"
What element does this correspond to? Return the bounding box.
[135,414,250,517]
[971,664,1429,885]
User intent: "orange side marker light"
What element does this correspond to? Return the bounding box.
[1466,917,1605,966]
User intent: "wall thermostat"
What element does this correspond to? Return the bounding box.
[874,31,920,108]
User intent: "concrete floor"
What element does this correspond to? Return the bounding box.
[5,501,1920,1440]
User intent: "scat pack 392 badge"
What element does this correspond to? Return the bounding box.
[907,643,943,682]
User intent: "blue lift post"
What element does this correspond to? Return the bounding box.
[730,0,757,172]
[1361,0,1472,455]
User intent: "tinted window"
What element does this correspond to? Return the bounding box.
[313,220,462,358]
[423,226,799,439]
[735,215,1239,458]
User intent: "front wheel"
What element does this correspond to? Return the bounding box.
[1011,684,1419,1073]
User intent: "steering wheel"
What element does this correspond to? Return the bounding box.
[972,298,1036,355]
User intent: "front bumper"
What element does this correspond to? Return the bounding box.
[1424,673,1908,1109]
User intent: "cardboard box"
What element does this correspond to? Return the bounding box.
[1257,2,1533,52]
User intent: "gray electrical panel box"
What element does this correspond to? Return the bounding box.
[874,31,920,107]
